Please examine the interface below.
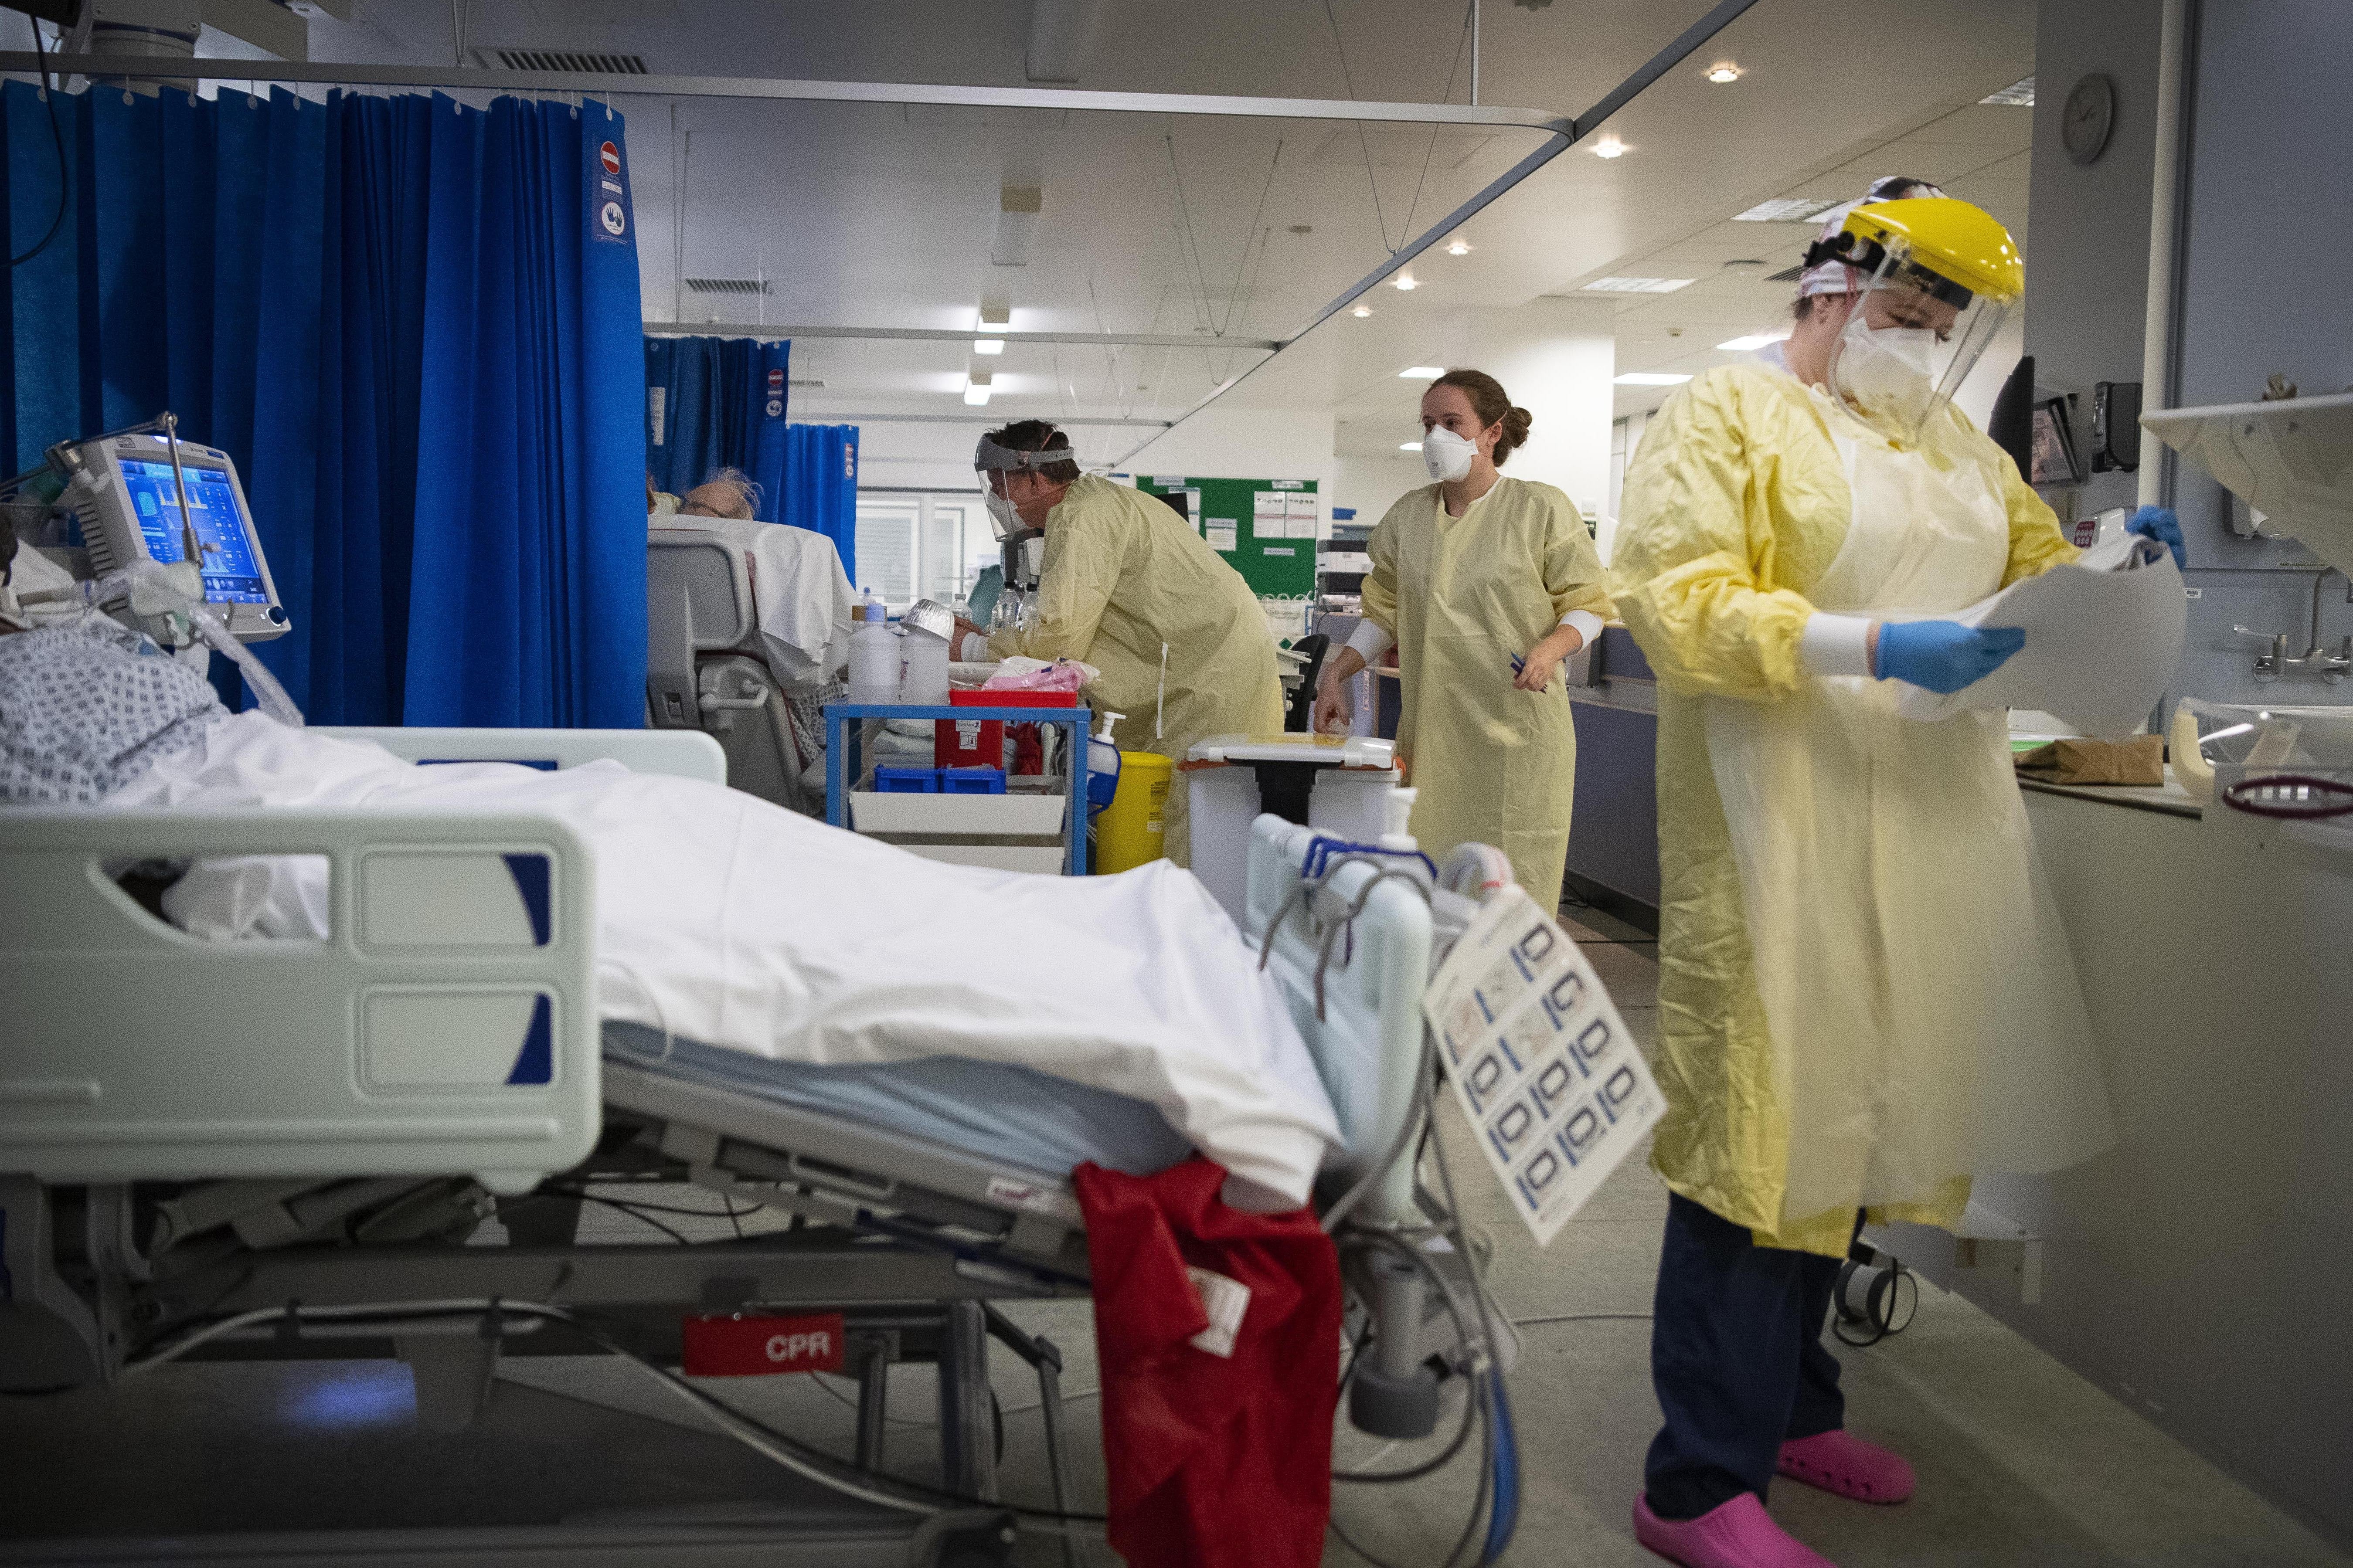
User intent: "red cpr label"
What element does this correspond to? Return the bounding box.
[682,1312,847,1377]
[599,141,622,176]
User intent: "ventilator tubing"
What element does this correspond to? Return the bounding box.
[78,561,304,728]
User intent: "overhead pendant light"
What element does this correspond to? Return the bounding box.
[963,371,993,406]
[1704,61,1741,84]
[974,338,1005,355]
[1393,273,1418,291]
[1352,305,1374,318]
[1446,238,1472,256]
[1591,136,1627,160]
[1399,441,1422,451]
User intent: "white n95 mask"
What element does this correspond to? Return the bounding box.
[1421,426,1477,483]
[1833,316,1941,431]
[984,491,1027,536]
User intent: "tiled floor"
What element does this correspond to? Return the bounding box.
[3,903,2345,1565]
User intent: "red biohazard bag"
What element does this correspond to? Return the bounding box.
[1071,1158,1340,1568]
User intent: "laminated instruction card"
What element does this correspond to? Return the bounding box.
[1423,885,1663,1245]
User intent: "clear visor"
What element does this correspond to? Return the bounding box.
[1826,238,2012,443]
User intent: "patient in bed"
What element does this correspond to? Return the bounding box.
[0,618,1340,1211]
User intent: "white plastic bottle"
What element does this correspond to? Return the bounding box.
[847,594,901,705]
[899,627,951,707]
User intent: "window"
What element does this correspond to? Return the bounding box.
[853,493,998,610]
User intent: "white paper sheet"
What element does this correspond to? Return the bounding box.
[1253,513,1289,539]
[1286,494,1319,539]
[1206,520,1238,552]
[1893,534,2188,735]
[1252,490,1286,517]
[1423,886,1663,1246]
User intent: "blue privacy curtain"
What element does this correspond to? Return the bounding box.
[645,334,789,519]
[0,82,645,728]
[780,422,860,584]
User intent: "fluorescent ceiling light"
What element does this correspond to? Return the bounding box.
[1399,442,1422,451]
[962,384,993,406]
[973,338,1004,355]
[1716,332,1789,351]
[1351,305,1373,318]
[1399,366,1445,379]
[1731,197,1842,223]
[1393,274,1418,291]
[1584,276,1693,294]
[1981,75,2035,106]
[1591,136,1627,159]
[1615,373,1693,386]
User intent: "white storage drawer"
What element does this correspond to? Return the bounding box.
[849,790,1068,837]
[895,843,1068,874]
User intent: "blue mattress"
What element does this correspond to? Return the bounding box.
[602,1024,1194,1178]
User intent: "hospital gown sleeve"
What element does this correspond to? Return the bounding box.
[990,504,1123,663]
[1544,492,1615,624]
[1996,446,2081,587]
[1608,372,1817,702]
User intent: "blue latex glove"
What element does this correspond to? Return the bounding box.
[1875,621,2027,693]
[2125,505,2187,569]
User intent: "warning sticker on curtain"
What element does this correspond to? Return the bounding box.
[587,132,633,246]
[1423,885,1662,1246]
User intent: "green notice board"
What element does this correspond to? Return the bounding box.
[1130,475,1318,598]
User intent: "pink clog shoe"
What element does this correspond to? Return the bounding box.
[1776,1429,1917,1504]
[1632,1491,1837,1568]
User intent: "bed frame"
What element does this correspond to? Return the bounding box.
[0,729,1444,1568]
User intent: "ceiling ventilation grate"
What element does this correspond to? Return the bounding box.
[1764,264,1806,283]
[685,278,772,295]
[479,49,650,75]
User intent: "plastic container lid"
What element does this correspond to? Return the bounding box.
[1185,733,1397,769]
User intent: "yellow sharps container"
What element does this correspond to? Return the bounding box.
[1092,751,1173,872]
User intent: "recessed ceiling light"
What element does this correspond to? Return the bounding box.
[1705,62,1741,84]
[1615,372,1692,386]
[962,384,992,406]
[1446,239,1472,256]
[1716,332,1789,351]
[1583,276,1694,294]
[1591,136,1627,159]
[973,338,1005,355]
[1731,197,1843,223]
[1399,366,1445,379]
[1393,274,1418,291]
[1352,305,1374,318]
[1399,441,1422,451]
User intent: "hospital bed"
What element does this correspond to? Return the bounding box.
[646,524,826,814]
[0,727,1466,1566]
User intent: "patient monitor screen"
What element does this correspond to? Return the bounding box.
[117,458,270,604]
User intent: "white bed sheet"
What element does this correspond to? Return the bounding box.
[109,713,1338,1208]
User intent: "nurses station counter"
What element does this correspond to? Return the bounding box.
[1564,636,2353,1544]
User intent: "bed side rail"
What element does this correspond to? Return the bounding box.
[1245,815,1431,1229]
[0,807,599,1195]
[313,726,728,785]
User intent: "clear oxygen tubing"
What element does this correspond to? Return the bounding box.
[65,560,304,727]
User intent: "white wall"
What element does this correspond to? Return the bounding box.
[1444,296,1617,519]
[1333,452,1428,530]
[1116,407,1336,496]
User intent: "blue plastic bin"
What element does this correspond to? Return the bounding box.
[939,767,1008,795]
[873,766,940,794]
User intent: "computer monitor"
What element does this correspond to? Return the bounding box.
[71,431,289,641]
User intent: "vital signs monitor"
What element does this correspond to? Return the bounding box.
[70,430,289,641]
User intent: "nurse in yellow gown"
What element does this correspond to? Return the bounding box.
[1312,370,1613,898]
[954,421,1281,867]
[1608,187,2118,1565]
